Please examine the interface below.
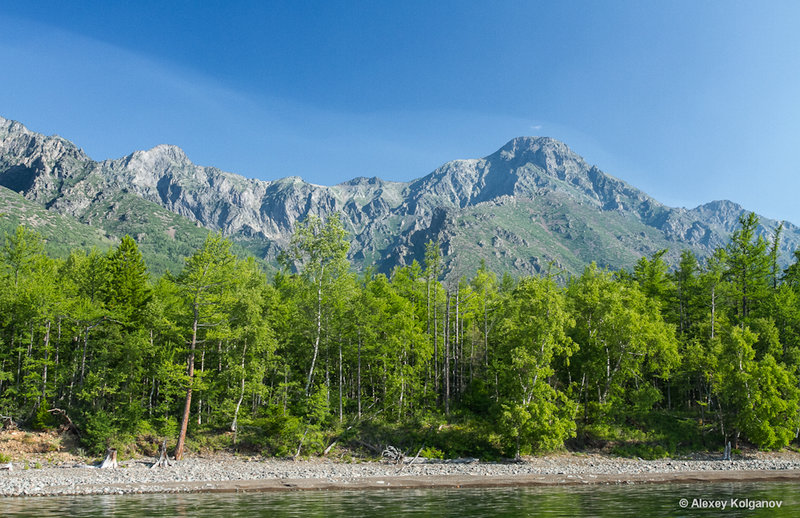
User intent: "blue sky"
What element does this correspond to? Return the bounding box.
[2,1,800,224]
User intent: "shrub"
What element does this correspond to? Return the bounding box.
[32,402,57,431]
[81,410,115,454]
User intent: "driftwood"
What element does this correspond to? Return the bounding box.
[0,415,17,430]
[382,445,404,464]
[322,440,337,456]
[150,440,174,468]
[0,462,11,471]
[99,448,118,469]
[396,446,424,474]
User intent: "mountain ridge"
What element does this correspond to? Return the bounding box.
[0,115,796,277]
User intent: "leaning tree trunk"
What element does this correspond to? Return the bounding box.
[231,341,248,439]
[175,307,199,461]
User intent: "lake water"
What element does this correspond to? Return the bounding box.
[1,481,797,517]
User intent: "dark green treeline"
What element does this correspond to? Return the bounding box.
[1,212,799,459]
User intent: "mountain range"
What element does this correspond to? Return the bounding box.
[0,115,796,278]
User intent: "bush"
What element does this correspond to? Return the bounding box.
[81,410,115,454]
[252,408,305,457]
[419,446,444,459]
[32,402,57,431]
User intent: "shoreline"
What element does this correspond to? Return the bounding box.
[2,453,800,498]
[44,469,800,497]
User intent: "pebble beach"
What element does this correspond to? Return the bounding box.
[2,452,800,498]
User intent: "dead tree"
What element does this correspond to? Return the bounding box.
[48,408,80,438]
[150,440,174,468]
[99,448,118,469]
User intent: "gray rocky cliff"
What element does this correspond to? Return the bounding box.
[1,115,797,277]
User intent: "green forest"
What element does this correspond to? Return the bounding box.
[1,211,800,461]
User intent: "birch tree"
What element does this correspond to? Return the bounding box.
[279,213,349,396]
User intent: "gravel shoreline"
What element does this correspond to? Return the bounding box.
[2,452,800,497]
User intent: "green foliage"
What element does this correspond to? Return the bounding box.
[1,212,800,460]
[419,446,444,459]
[32,403,57,431]
[611,442,669,460]
[82,410,115,454]
[568,264,678,413]
[254,409,306,457]
[716,325,800,449]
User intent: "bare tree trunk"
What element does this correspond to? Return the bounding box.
[305,278,323,396]
[231,341,248,437]
[197,340,206,425]
[711,285,716,339]
[40,320,51,404]
[55,317,61,367]
[484,297,489,369]
[445,290,450,415]
[79,319,105,386]
[282,365,289,416]
[454,287,459,397]
[357,331,362,418]
[80,327,89,384]
[149,377,156,417]
[398,349,406,419]
[293,428,308,460]
[433,281,439,395]
[27,323,33,358]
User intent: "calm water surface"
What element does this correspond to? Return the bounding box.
[1,482,798,517]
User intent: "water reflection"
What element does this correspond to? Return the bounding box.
[1,481,797,517]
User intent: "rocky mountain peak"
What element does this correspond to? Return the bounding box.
[123,144,190,170]
[694,199,744,213]
[495,136,583,167]
[0,116,32,138]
